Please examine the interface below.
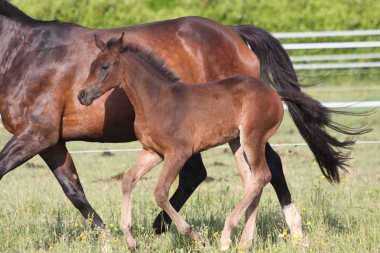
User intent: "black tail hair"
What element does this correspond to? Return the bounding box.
[231,25,371,183]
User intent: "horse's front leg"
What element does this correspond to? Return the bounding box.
[152,153,207,234]
[0,128,58,179]
[39,141,104,228]
[120,149,163,251]
[153,151,203,243]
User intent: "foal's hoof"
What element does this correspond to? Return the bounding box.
[220,241,231,251]
[292,237,309,248]
[238,241,252,251]
[128,244,139,253]
[192,237,206,249]
[127,240,139,253]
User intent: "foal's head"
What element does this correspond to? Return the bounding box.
[78,33,126,106]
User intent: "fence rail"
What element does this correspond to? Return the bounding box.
[274,29,380,70]
[273,29,380,39]
[283,41,380,50]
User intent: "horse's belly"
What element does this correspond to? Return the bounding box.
[195,126,239,152]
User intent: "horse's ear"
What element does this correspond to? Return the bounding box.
[94,34,106,51]
[115,32,125,50]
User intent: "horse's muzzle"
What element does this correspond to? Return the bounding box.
[78,89,94,106]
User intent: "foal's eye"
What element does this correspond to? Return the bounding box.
[100,63,110,71]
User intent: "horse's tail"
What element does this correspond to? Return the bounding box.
[231,25,371,183]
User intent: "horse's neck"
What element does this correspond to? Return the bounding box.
[0,10,36,77]
[120,53,171,113]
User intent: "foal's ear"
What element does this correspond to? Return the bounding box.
[115,32,125,50]
[94,34,106,51]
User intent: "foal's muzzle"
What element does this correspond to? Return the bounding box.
[77,88,99,106]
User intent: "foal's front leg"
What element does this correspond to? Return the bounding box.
[153,150,203,243]
[120,149,163,251]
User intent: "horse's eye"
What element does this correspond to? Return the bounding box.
[101,63,110,71]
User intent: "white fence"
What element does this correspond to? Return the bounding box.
[274,29,380,70]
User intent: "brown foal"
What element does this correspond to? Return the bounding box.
[78,33,323,251]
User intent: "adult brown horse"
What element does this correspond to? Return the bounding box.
[0,1,365,239]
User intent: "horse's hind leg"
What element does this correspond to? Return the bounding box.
[266,143,303,238]
[152,153,207,234]
[153,151,203,243]
[220,138,271,251]
[120,148,163,251]
[229,138,262,250]
[39,142,104,227]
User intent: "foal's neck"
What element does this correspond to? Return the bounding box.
[119,52,173,110]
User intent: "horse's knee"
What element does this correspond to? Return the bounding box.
[0,157,11,179]
[262,165,272,185]
[154,189,168,208]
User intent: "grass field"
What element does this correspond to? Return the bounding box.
[1,78,380,252]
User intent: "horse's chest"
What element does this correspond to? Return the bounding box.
[133,114,152,147]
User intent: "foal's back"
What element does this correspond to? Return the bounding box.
[143,75,283,154]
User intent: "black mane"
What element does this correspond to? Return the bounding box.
[0,1,59,23]
[0,1,29,19]
[106,38,180,82]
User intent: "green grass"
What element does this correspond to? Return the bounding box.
[1,81,380,252]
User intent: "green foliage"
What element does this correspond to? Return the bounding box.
[10,0,380,58]
[11,0,380,31]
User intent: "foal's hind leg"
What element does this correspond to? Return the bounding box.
[266,143,303,238]
[229,139,263,250]
[153,150,203,243]
[220,139,271,251]
[120,149,163,251]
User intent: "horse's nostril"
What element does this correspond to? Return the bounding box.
[78,90,86,102]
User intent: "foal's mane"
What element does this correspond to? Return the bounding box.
[106,38,180,82]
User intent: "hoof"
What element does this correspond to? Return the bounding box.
[238,241,252,251]
[128,245,139,253]
[192,238,205,245]
[292,237,309,248]
[220,241,231,251]
[127,240,139,253]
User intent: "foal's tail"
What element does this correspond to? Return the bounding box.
[230,25,371,183]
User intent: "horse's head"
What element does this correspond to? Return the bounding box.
[78,33,126,106]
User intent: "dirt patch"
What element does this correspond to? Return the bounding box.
[101,151,114,157]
